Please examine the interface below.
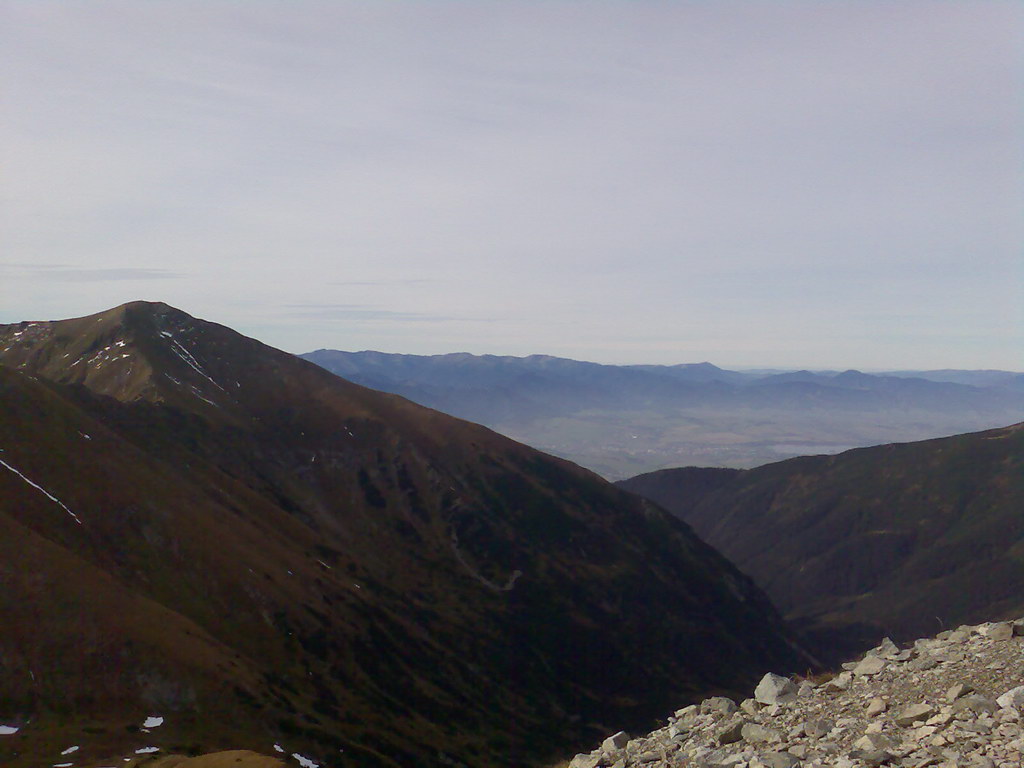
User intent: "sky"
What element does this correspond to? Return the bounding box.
[1,1,1021,370]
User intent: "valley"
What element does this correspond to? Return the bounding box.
[301,351,1024,480]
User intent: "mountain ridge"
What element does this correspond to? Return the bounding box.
[616,422,1024,664]
[300,349,1024,479]
[0,302,813,767]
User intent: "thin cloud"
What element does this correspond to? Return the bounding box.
[327,279,434,287]
[283,304,468,324]
[1,264,184,282]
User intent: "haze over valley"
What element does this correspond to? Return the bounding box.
[302,350,1024,479]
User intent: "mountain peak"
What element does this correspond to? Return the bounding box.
[0,301,248,412]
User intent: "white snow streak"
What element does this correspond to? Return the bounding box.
[60,746,79,755]
[292,753,319,768]
[168,339,225,392]
[135,746,159,754]
[0,725,19,735]
[142,716,164,728]
[0,457,83,524]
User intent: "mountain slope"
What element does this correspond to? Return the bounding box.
[617,424,1024,663]
[300,350,1024,479]
[0,302,812,768]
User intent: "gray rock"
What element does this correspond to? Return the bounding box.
[716,716,745,745]
[946,683,973,702]
[997,685,1024,709]
[741,722,780,743]
[755,673,798,705]
[826,671,853,691]
[854,732,897,751]
[865,697,888,717]
[761,751,801,768]
[569,754,603,768]
[703,696,739,716]
[741,697,762,715]
[855,656,887,676]
[981,622,1014,641]
[850,748,895,766]
[601,731,629,752]
[952,694,997,715]
[896,703,936,726]
[803,717,835,738]
[869,637,900,659]
[909,656,938,671]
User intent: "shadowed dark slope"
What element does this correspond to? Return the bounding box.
[0,303,812,768]
[617,424,1024,664]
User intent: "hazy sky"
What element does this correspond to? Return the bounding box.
[2,1,1021,370]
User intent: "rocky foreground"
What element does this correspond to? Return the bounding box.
[569,620,1024,768]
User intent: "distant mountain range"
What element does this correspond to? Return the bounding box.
[617,422,1024,664]
[301,350,1024,479]
[0,303,812,768]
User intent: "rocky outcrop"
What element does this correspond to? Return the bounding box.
[569,619,1024,768]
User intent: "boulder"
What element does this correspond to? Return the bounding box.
[854,656,887,676]
[996,686,1024,709]
[895,703,935,726]
[716,716,745,745]
[741,722,781,743]
[853,733,897,751]
[754,673,797,705]
[601,731,629,752]
[761,751,800,768]
[945,682,971,701]
[702,696,739,716]
[802,718,834,738]
[952,694,997,715]
[984,622,1014,641]
[865,697,887,717]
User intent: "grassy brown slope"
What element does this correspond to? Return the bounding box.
[0,303,813,767]
[618,424,1024,663]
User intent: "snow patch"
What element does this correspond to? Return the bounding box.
[0,457,83,524]
[169,339,226,391]
[142,716,164,728]
[0,725,19,735]
[292,753,319,768]
[135,746,159,754]
[274,744,285,753]
[61,745,79,754]
[189,386,220,408]
[52,763,73,767]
